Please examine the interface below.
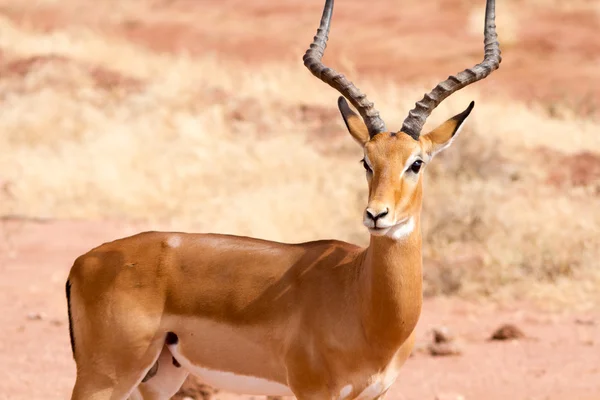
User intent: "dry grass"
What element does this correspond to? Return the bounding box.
[0,15,599,308]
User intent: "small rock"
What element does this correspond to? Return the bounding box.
[575,318,595,326]
[428,341,463,357]
[489,323,525,341]
[26,312,46,321]
[432,326,454,343]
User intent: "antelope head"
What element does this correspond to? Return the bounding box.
[303,0,501,239]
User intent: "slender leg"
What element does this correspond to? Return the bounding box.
[71,354,161,400]
[70,338,165,400]
[70,371,117,400]
[285,345,332,400]
[69,316,166,400]
[68,268,171,400]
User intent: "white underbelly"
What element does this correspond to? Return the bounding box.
[168,344,294,396]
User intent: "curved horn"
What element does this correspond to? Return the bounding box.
[303,0,386,137]
[400,0,501,140]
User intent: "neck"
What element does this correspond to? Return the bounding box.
[359,215,423,347]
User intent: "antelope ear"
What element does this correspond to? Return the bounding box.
[421,101,474,158]
[338,97,370,147]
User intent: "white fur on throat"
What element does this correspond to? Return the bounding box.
[386,217,415,240]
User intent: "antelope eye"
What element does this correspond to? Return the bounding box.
[409,160,423,174]
[361,159,372,173]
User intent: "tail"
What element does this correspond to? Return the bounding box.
[66,279,76,358]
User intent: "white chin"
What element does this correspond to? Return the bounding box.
[367,217,415,240]
[367,227,390,236]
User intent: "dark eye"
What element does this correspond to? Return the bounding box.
[409,160,423,174]
[361,158,372,173]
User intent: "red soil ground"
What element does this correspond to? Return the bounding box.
[1,219,599,400]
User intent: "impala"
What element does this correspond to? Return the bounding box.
[65,0,500,399]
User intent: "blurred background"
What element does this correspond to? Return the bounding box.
[0,0,598,399]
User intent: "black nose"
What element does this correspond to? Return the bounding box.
[366,208,389,222]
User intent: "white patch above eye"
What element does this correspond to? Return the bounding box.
[401,153,424,177]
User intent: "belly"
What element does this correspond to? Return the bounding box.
[169,343,293,395]
[165,317,293,396]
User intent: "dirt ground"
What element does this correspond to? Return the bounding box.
[0,219,598,400]
[1,0,599,399]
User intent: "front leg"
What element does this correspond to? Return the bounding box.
[285,346,334,400]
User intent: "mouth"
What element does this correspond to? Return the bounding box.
[366,217,411,237]
[367,226,390,236]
